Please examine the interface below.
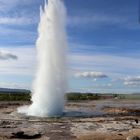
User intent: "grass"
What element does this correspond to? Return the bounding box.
[0,93,31,101]
[67,93,101,101]
[0,92,100,101]
[0,91,139,101]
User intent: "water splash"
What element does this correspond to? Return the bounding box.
[18,0,67,117]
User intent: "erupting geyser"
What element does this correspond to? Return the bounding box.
[18,0,67,117]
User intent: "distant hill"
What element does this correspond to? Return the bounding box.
[0,88,31,94]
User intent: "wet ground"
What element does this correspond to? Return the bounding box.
[0,100,140,140]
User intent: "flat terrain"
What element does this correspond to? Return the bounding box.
[0,100,140,140]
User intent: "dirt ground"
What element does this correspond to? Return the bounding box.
[0,100,140,140]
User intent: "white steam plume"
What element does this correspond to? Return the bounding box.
[18,0,67,117]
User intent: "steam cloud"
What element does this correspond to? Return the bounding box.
[18,0,67,117]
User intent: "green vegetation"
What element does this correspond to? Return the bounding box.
[0,92,102,101]
[67,93,101,101]
[118,94,140,100]
[0,91,139,101]
[0,93,31,101]
[0,92,101,101]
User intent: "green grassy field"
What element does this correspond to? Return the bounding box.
[0,93,31,101]
[0,92,100,101]
[0,91,139,101]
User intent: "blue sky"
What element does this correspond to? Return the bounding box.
[0,0,140,93]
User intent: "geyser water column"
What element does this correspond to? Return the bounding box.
[28,0,67,117]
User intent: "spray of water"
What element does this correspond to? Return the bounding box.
[18,0,67,117]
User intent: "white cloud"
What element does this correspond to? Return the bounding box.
[124,76,140,82]
[124,81,139,86]
[0,0,36,12]
[75,71,108,78]
[68,13,139,30]
[0,50,17,60]
[0,26,36,44]
[123,76,140,87]
[0,0,19,11]
[0,0,38,26]
[68,14,125,27]
[0,46,139,92]
[107,83,112,87]
[0,46,36,76]
[70,53,140,77]
[0,82,30,89]
[0,17,36,25]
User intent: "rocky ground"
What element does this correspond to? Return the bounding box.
[0,100,140,140]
